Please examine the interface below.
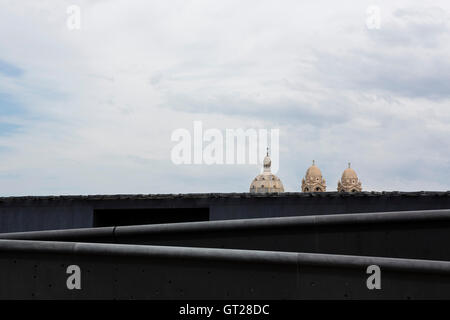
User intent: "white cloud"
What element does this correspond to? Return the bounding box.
[0,0,449,195]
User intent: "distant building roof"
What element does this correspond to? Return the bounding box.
[0,191,448,203]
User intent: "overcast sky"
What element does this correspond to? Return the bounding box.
[0,0,449,196]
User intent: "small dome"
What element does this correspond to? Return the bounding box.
[342,167,358,180]
[306,164,322,178]
[250,172,284,193]
[250,149,284,193]
[301,160,326,192]
[337,163,362,192]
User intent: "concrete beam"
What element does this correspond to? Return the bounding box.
[2,209,450,260]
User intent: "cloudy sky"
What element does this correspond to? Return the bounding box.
[0,0,449,196]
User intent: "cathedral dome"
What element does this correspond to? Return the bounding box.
[338,163,362,192]
[341,167,358,180]
[250,150,284,193]
[301,160,326,192]
[306,163,322,178]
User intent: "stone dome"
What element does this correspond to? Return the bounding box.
[301,160,326,192]
[341,167,358,180]
[250,150,284,193]
[306,163,322,178]
[338,163,362,192]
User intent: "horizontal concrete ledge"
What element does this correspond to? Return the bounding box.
[2,209,450,240]
[0,191,449,203]
[1,239,450,275]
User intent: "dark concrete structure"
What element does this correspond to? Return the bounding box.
[1,239,450,299]
[0,191,449,233]
[1,192,450,299]
[3,209,450,261]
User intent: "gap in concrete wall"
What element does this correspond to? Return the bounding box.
[93,208,210,227]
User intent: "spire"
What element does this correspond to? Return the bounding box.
[312,160,315,166]
[348,162,351,168]
[266,146,269,157]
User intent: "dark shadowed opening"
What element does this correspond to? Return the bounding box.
[93,208,210,227]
